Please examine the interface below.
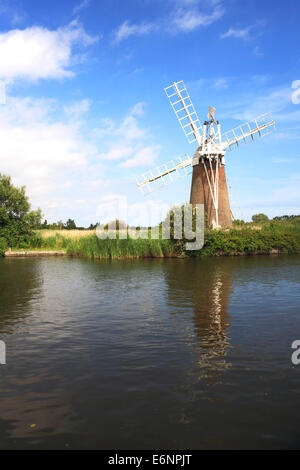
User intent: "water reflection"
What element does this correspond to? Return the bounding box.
[165,258,233,384]
[0,258,81,446]
[0,256,300,449]
[0,258,43,335]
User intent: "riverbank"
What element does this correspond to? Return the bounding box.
[4,248,297,258]
[3,222,300,259]
[5,250,66,257]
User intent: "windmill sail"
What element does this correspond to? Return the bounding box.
[222,112,276,152]
[136,154,192,196]
[164,81,202,145]
[136,78,276,230]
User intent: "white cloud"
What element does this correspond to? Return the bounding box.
[0,95,163,225]
[114,20,156,43]
[0,20,98,83]
[116,115,147,141]
[0,96,101,212]
[172,2,224,32]
[221,86,292,121]
[175,0,200,5]
[214,78,227,89]
[92,118,115,139]
[113,0,224,42]
[94,103,161,169]
[0,95,56,123]
[73,0,90,15]
[121,145,161,168]
[130,101,146,116]
[64,99,91,119]
[220,26,252,40]
[100,144,134,161]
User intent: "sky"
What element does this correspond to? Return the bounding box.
[0,0,299,226]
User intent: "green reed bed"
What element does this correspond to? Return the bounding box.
[64,235,175,259]
[15,233,69,251]
[6,222,300,259]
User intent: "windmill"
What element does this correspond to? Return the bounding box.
[136,80,276,228]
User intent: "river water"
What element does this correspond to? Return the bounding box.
[0,255,300,449]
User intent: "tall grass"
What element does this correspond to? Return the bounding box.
[26,233,174,259]
[65,235,174,259]
[36,229,96,239]
[20,220,300,259]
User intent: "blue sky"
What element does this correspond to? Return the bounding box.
[0,0,299,225]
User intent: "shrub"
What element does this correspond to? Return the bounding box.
[0,237,7,257]
[0,173,42,248]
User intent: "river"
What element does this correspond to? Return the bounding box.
[0,255,300,449]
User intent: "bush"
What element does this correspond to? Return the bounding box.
[0,237,7,257]
[0,173,42,248]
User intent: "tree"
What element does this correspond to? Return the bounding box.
[233,219,245,226]
[0,173,42,247]
[252,213,269,224]
[64,218,77,230]
[273,215,300,221]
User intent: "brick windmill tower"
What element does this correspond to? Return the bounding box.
[137,81,275,228]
